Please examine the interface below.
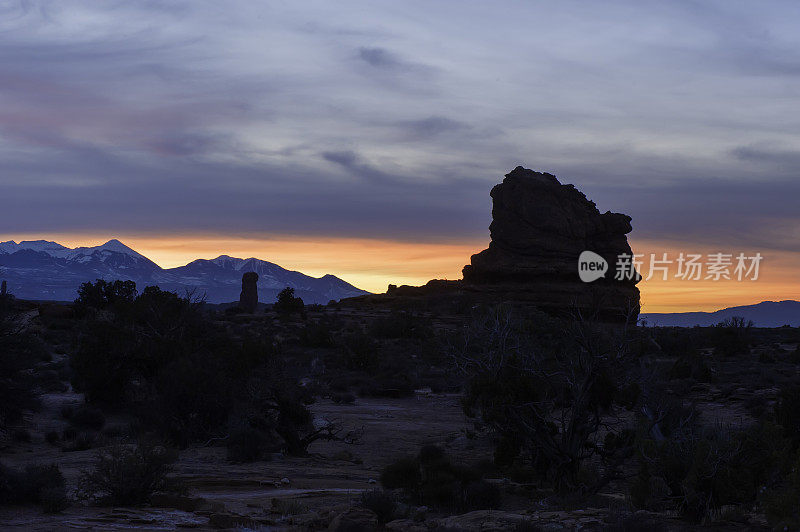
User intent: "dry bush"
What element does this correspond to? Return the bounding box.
[380,445,501,512]
[455,306,639,494]
[0,463,69,513]
[76,442,178,506]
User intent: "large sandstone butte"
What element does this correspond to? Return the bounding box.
[378,166,640,322]
[461,166,640,320]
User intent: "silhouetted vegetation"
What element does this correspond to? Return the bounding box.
[381,445,501,512]
[226,425,273,463]
[76,442,178,506]
[0,462,68,513]
[627,376,800,527]
[775,385,800,448]
[456,307,638,494]
[69,281,332,452]
[369,311,433,339]
[632,422,788,521]
[711,316,753,356]
[0,297,43,429]
[75,279,137,314]
[275,286,305,317]
[668,349,712,382]
[66,405,106,430]
[358,489,398,524]
[298,319,336,347]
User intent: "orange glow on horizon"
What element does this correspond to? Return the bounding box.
[0,232,485,294]
[630,238,800,314]
[2,232,797,313]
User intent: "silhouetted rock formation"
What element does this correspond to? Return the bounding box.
[463,167,633,283]
[461,167,639,320]
[239,272,259,313]
[355,167,640,322]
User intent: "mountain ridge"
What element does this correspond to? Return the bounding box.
[641,300,800,327]
[0,239,369,304]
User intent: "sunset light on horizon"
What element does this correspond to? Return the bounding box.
[3,232,796,313]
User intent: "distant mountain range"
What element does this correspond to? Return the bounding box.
[0,239,369,304]
[641,300,800,328]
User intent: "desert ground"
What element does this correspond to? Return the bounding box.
[2,291,800,531]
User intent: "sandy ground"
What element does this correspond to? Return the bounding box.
[0,391,494,530]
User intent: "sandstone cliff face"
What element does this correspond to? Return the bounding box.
[462,166,639,320]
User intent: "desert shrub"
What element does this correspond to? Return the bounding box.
[758,349,777,363]
[0,463,68,513]
[775,385,800,449]
[414,337,448,367]
[418,444,446,464]
[650,327,702,357]
[632,422,789,522]
[77,442,177,506]
[492,434,523,468]
[711,316,753,356]
[337,331,377,371]
[668,351,712,382]
[226,426,272,463]
[37,369,67,393]
[272,498,307,516]
[381,457,422,492]
[359,489,397,524]
[763,450,800,530]
[101,425,127,439]
[457,307,637,494]
[62,431,96,452]
[223,305,240,316]
[0,302,45,428]
[227,363,351,457]
[791,343,800,364]
[70,321,140,404]
[298,320,335,348]
[69,404,106,430]
[45,430,60,445]
[39,485,69,514]
[462,479,501,511]
[0,375,40,428]
[70,283,321,454]
[12,428,31,442]
[380,447,501,512]
[369,312,433,339]
[145,354,233,446]
[274,287,304,316]
[22,464,69,513]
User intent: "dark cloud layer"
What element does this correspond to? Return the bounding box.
[0,0,799,258]
[358,47,402,69]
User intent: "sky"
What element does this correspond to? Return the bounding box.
[1,0,799,311]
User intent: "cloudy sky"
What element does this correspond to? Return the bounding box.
[1,0,799,310]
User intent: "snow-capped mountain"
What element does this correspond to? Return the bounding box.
[0,239,369,304]
[0,239,71,257]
